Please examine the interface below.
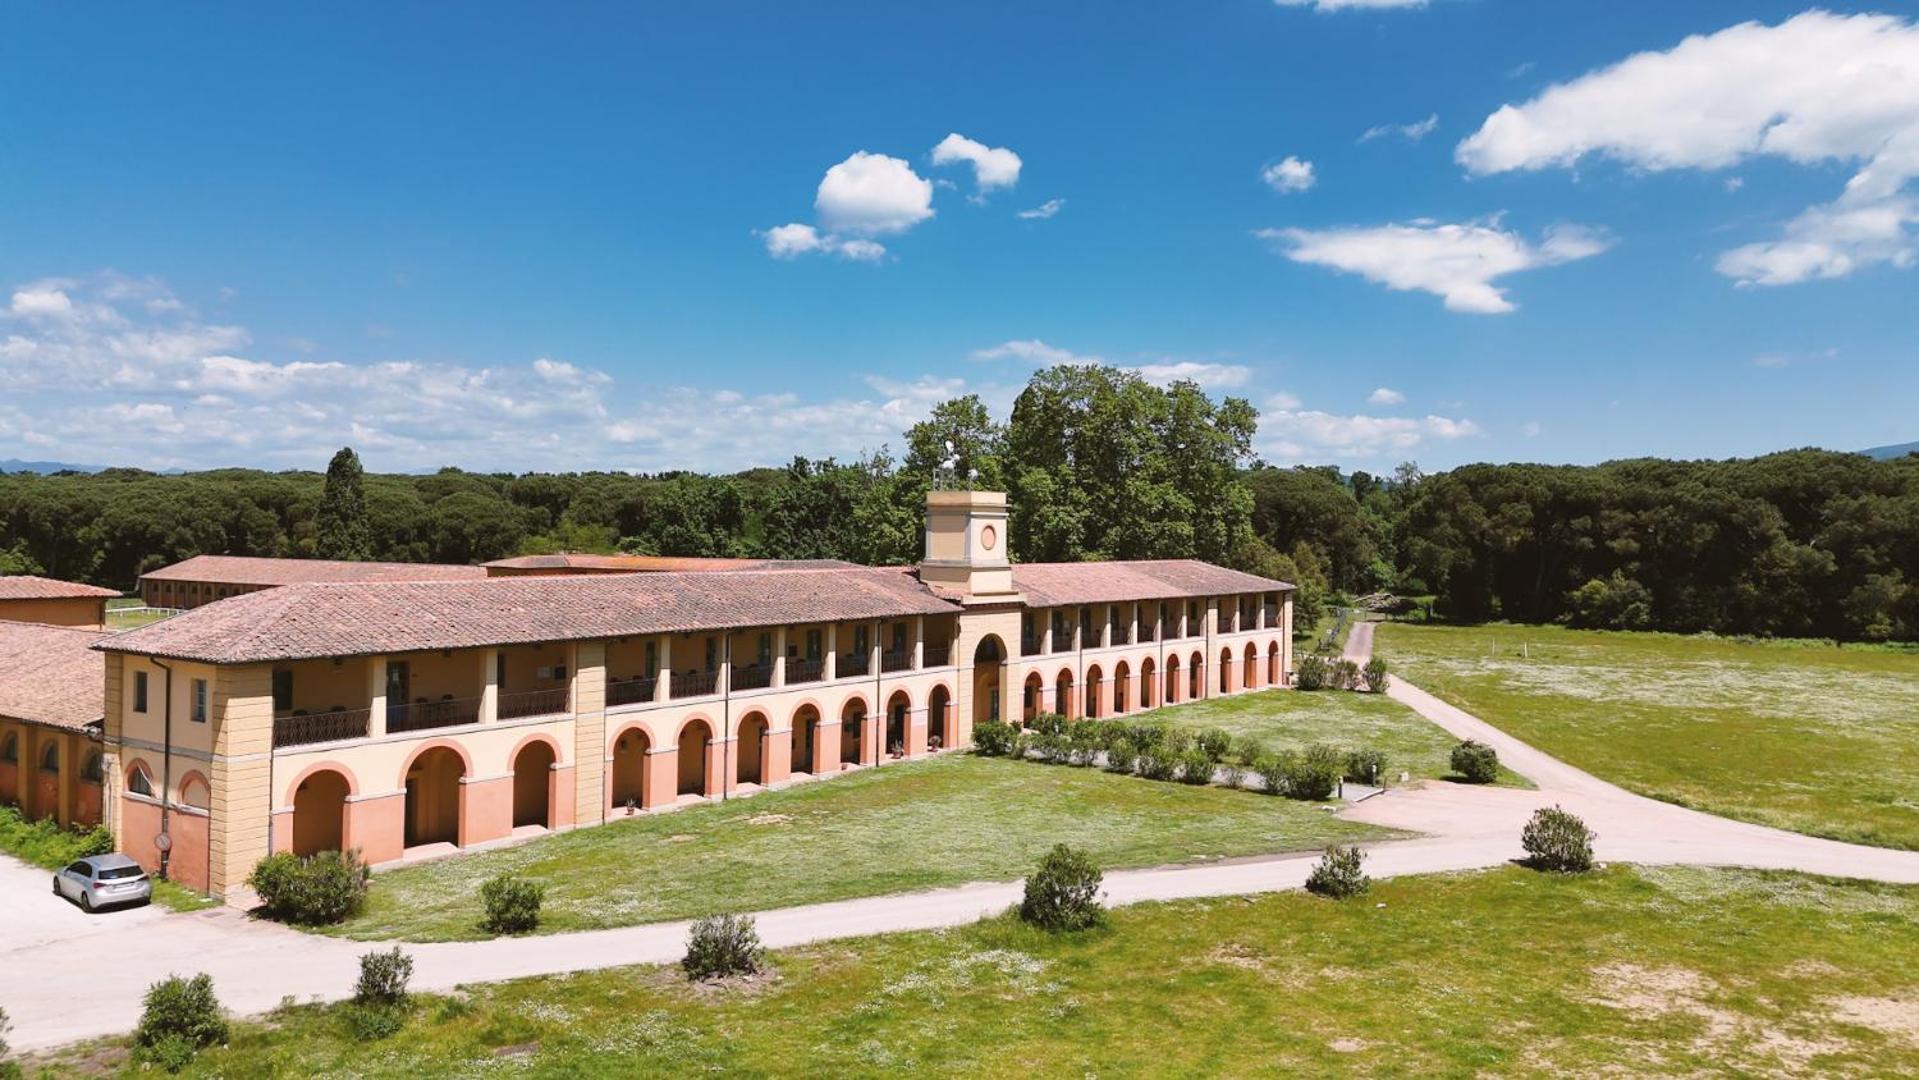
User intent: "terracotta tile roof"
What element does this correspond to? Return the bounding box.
[483,554,859,573]
[139,554,487,586]
[99,566,963,664]
[0,621,106,731]
[0,575,119,601]
[1010,560,1293,607]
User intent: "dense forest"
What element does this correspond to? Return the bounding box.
[3,364,1915,642]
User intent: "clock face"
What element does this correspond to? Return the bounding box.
[980,524,998,551]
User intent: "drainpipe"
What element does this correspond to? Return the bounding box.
[720,636,731,803]
[151,658,174,881]
[871,619,881,766]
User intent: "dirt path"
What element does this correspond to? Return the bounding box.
[7,625,1918,1052]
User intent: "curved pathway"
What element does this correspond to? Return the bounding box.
[7,627,1918,1052]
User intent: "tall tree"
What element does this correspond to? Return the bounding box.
[317,446,372,560]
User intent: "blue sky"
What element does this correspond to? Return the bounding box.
[1,2,1915,473]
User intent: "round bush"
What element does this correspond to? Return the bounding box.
[1284,755,1341,801]
[1450,740,1500,784]
[1330,659,1361,690]
[1253,751,1293,796]
[1305,845,1370,899]
[248,849,370,925]
[1103,742,1138,774]
[1343,748,1388,786]
[481,874,545,934]
[1522,805,1597,872]
[1195,728,1232,763]
[354,947,413,1007]
[1295,654,1329,691]
[1136,748,1178,782]
[970,718,1021,757]
[1019,844,1104,932]
[1177,747,1217,785]
[1361,656,1391,693]
[683,913,765,980]
[135,973,228,1059]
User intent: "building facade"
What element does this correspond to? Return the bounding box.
[97,492,1294,900]
[0,620,108,830]
[0,575,118,629]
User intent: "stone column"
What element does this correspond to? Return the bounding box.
[479,648,499,723]
[825,624,839,681]
[656,637,672,703]
[773,627,787,687]
[572,641,607,827]
[366,655,388,738]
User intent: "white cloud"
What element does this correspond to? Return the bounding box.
[1260,404,1481,460]
[1258,218,1612,313]
[10,284,76,319]
[1521,420,1542,437]
[1132,362,1253,390]
[970,339,1100,366]
[759,222,889,263]
[1018,198,1066,220]
[1360,114,1439,143]
[1266,391,1303,410]
[1261,156,1317,194]
[931,133,1023,194]
[815,151,935,236]
[1456,11,1919,287]
[1276,0,1428,11]
[1368,387,1406,405]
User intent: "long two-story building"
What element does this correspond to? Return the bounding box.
[96,491,1295,900]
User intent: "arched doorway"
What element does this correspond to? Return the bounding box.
[1269,642,1282,687]
[512,741,556,829]
[1084,666,1103,719]
[791,705,819,775]
[677,719,713,796]
[1165,655,1181,704]
[1055,670,1076,720]
[885,691,911,757]
[1219,648,1235,694]
[291,769,350,856]
[611,727,649,811]
[1113,661,1131,714]
[1140,657,1157,710]
[927,685,951,751]
[1022,671,1044,723]
[971,635,1006,728]
[404,747,465,848]
[1190,652,1205,701]
[840,699,866,764]
[1244,643,1260,690]
[737,712,769,785]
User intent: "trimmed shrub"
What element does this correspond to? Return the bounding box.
[1522,806,1597,872]
[1361,657,1390,693]
[354,947,412,1007]
[1136,747,1178,782]
[248,849,370,925]
[1102,741,1138,774]
[1253,751,1294,796]
[1019,844,1104,932]
[134,973,228,1062]
[1229,736,1265,768]
[480,874,545,934]
[1295,654,1329,691]
[1330,659,1361,691]
[1285,750,1342,802]
[1450,740,1500,784]
[1343,748,1388,786]
[1127,723,1169,754]
[1195,728,1233,763]
[1068,723,1104,767]
[1177,747,1217,785]
[1031,731,1069,765]
[1028,712,1069,737]
[1305,846,1370,899]
[1162,728,1195,755]
[683,914,764,980]
[971,718,1021,757]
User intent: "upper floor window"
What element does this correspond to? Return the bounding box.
[852,625,869,655]
[644,641,659,678]
[191,678,208,723]
[757,632,773,668]
[0,733,16,763]
[890,623,907,653]
[134,670,149,713]
[804,629,822,662]
[272,669,293,712]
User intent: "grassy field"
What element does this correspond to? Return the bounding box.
[103,598,172,631]
[1134,687,1529,787]
[328,753,1392,942]
[33,866,1919,1076]
[1378,622,1919,849]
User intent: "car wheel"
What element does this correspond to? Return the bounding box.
[80,891,94,912]
[52,876,61,896]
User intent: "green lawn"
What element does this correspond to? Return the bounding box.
[328,753,1392,942]
[1134,687,1529,787]
[1378,622,1919,849]
[103,601,172,631]
[35,866,1919,1076]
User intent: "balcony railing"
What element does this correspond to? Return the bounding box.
[274,707,369,749]
[881,648,912,674]
[1141,624,1157,643]
[923,642,952,667]
[499,687,569,721]
[839,651,870,678]
[388,697,481,734]
[1263,606,1280,627]
[1111,627,1131,647]
[671,669,719,698]
[787,657,825,684]
[1021,636,1042,657]
[733,664,774,691]
[607,675,658,708]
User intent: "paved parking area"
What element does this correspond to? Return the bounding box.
[0,851,168,952]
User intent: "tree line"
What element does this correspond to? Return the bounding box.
[2,364,1914,641]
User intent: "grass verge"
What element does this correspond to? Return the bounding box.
[1378,622,1919,849]
[28,866,1919,1076]
[327,753,1391,942]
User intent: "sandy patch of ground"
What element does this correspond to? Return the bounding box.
[1827,993,1919,1044]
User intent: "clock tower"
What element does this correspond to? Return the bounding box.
[919,489,1020,602]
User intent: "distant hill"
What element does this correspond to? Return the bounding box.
[1862,442,1919,460]
[0,458,104,474]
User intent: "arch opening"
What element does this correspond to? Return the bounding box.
[291,769,350,856]
[677,719,714,796]
[512,740,556,829]
[611,728,650,811]
[404,746,466,848]
[737,712,769,786]
[927,685,952,751]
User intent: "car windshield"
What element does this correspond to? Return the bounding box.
[95,866,143,881]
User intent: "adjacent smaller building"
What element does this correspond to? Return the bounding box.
[0,575,118,629]
[139,555,487,610]
[0,620,108,829]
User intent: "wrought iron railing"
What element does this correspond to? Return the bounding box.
[671,669,719,697]
[881,648,912,673]
[922,643,952,667]
[787,657,825,684]
[274,707,370,748]
[388,697,481,734]
[1021,636,1042,657]
[839,652,871,678]
[499,687,569,720]
[607,676,658,708]
[733,664,774,691]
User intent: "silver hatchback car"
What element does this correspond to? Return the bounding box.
[53,853,153,912]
